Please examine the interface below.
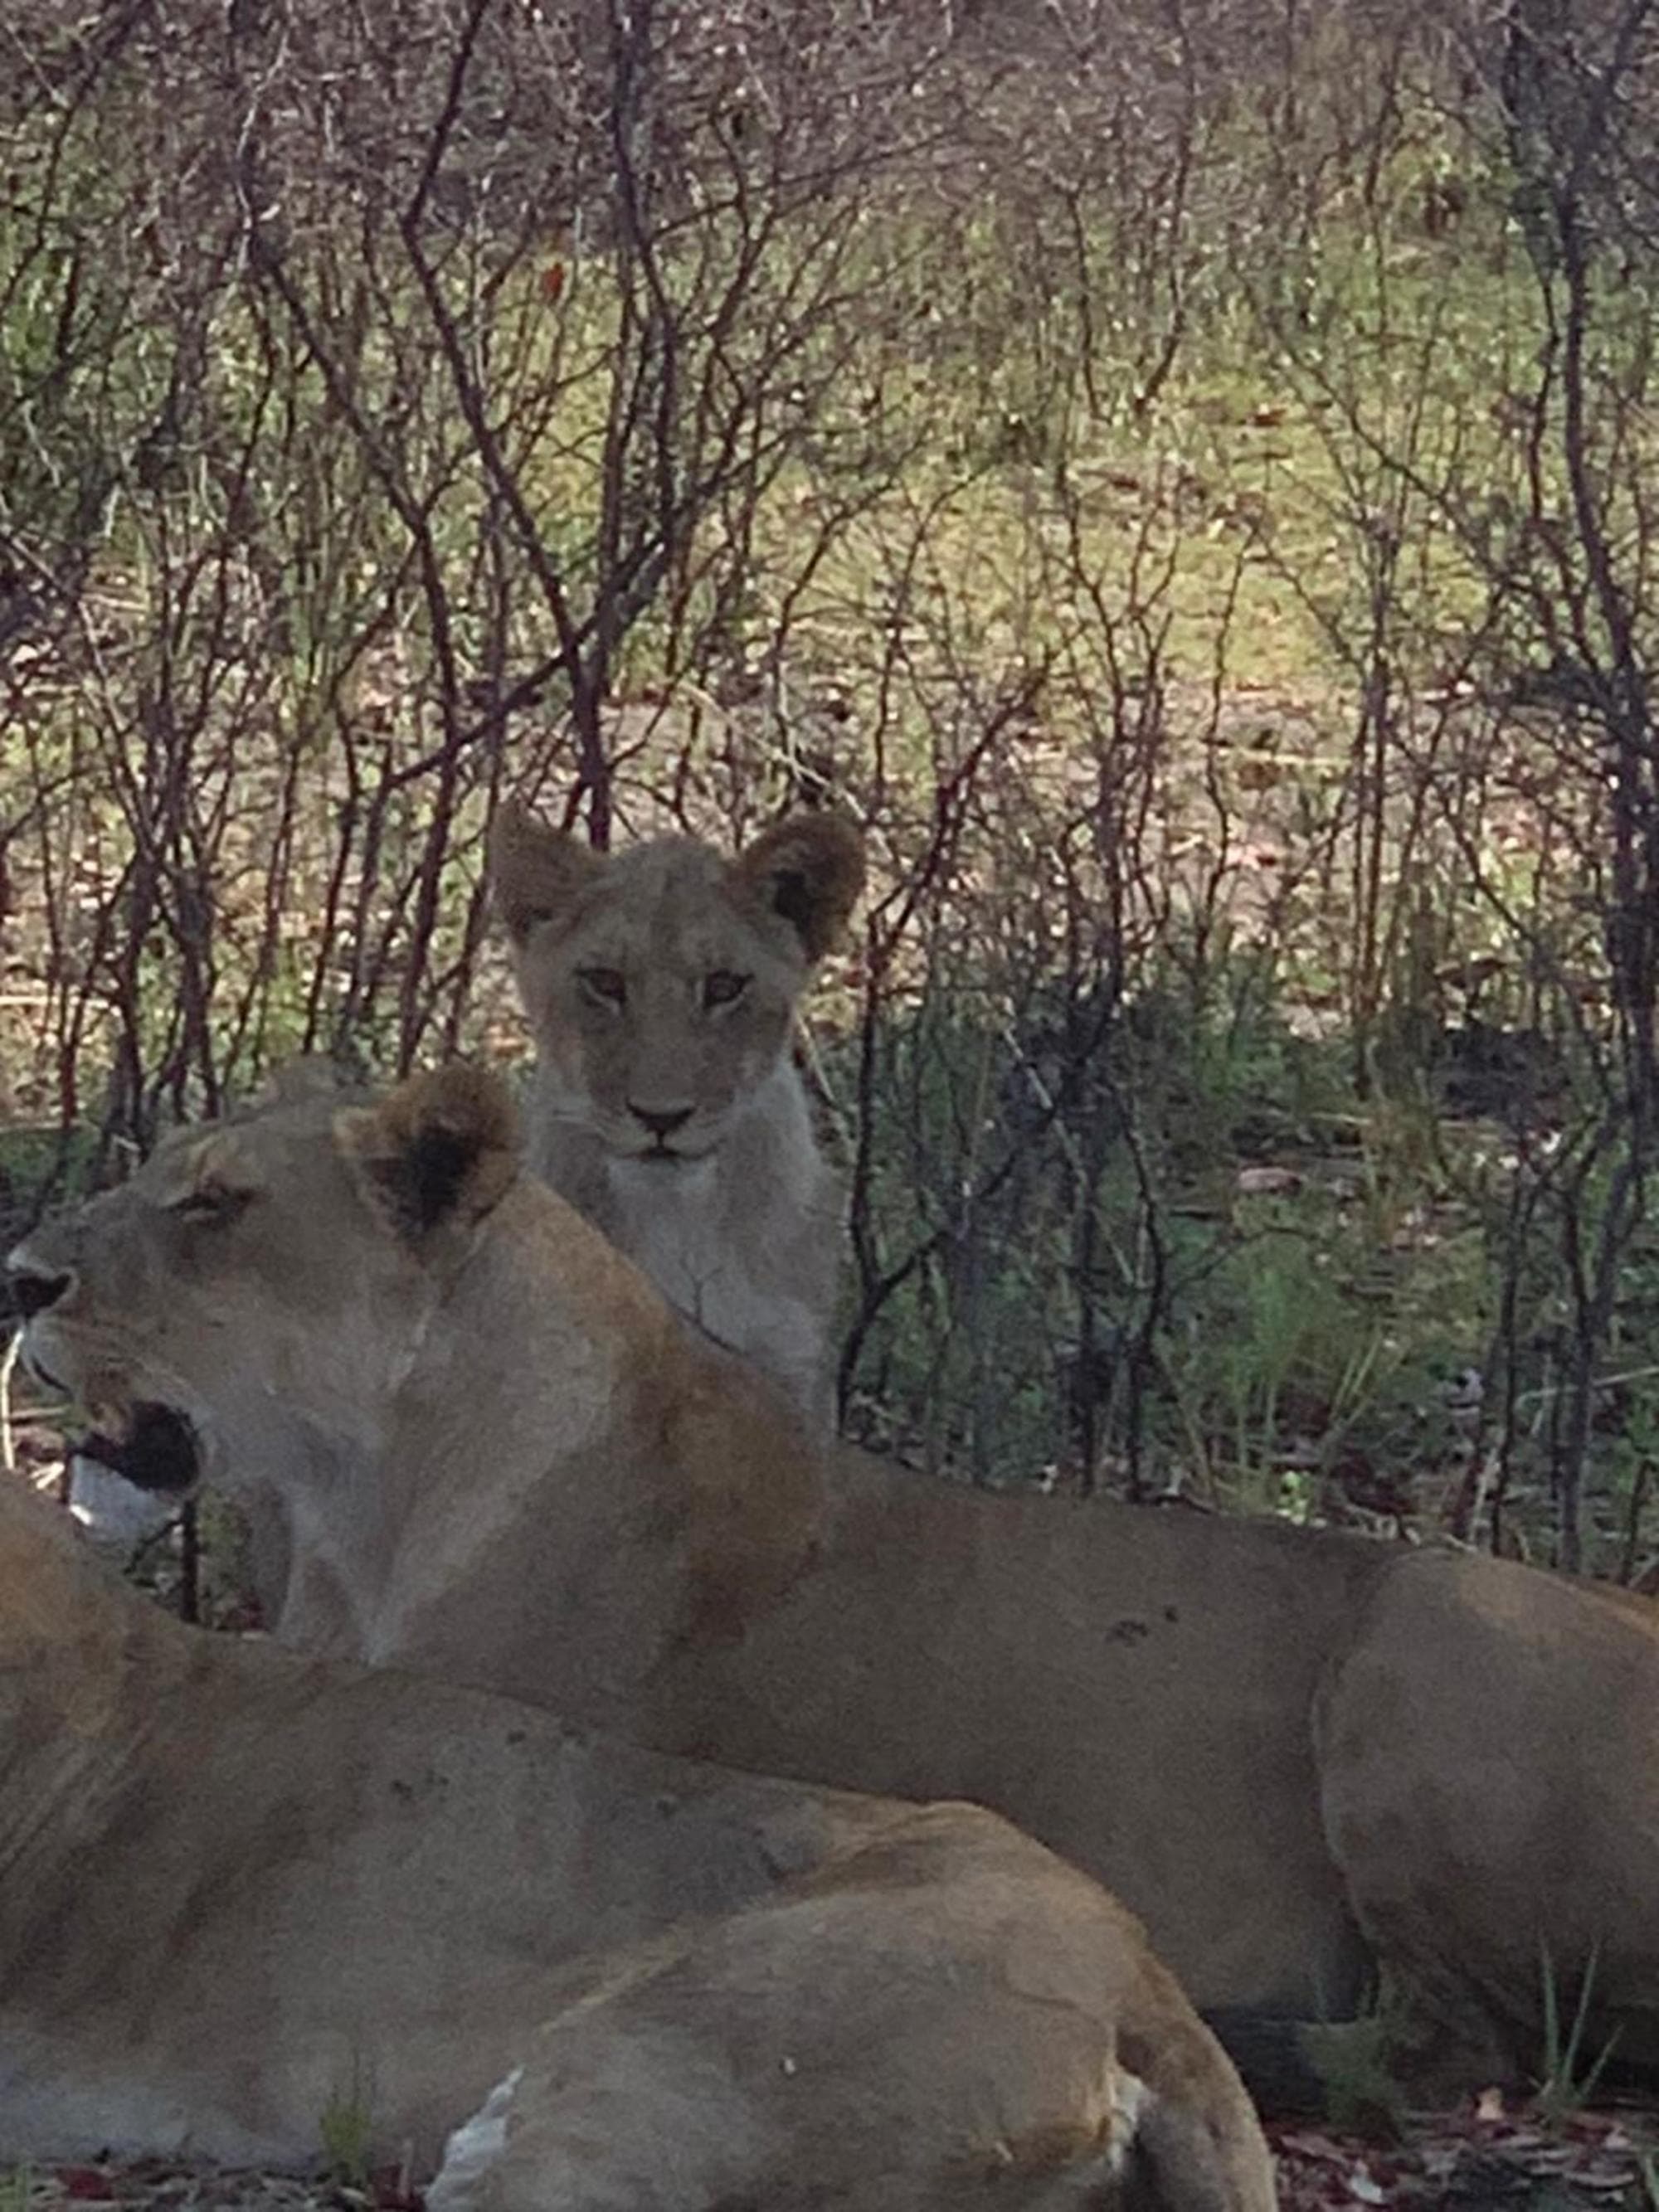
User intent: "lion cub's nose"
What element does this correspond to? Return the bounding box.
[628,1102,694,1140]
[7,1253,76,1321]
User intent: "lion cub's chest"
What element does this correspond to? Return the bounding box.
[601,1152,830,1419]
[528,1061,844,1426]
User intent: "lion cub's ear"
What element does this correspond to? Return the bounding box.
[335,1064,519,1243]
[489,800,604,944]
[730,812,864,964]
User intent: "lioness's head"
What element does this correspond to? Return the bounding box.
[490,805,864,1166]
[7,1063,519,1503]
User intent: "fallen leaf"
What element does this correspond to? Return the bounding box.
[1236,1165,1303,1196]
[56,2171,118,2203]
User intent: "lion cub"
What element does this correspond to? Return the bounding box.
[491,802,864,1427]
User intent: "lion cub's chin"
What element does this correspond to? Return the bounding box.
[607,1148,720,1189]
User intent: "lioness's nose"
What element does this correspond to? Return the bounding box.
[7,1252,75,1321]
[629,1101,694,1140]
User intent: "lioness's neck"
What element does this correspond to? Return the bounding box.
[301,1179,828,1723]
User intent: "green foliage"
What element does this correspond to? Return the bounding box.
[0,1125,104,1241]
[1535,1942,1621,2127]
[1304,2000,1410,2141]
[841,955,1503,1517]
[319,2062,377,2192]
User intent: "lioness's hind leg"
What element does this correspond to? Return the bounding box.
[1316,1551,1659,2090]
[428,1807,1278,2210]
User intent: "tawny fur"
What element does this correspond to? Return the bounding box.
[0,1478,1274,2206]
[17,1062,1659,2093]
[489,803,864,1427]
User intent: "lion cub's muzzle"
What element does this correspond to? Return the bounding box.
[78,1403,201,1495]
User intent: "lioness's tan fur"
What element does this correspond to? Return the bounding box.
[0,1475,1273,2206]
[17,1063,1659,2090]
[490,802,863,1423]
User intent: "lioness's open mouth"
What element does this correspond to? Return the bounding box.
[77,1402,201,1495]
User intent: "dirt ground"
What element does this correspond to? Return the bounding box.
[7,2101,1658,2210]
[1270,2102,1659,2210]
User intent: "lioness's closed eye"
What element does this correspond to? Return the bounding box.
[489,805,864,1428]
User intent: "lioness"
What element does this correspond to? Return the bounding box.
[14,1064,1659,2093]
[0,1473,1273,2205]
[489,800,864,1424]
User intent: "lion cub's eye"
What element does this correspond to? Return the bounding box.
[703,970,750,1010]
[169,1181,252,1227]
[577,967,627,1010]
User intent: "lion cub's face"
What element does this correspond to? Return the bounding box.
[491,808,864,1169]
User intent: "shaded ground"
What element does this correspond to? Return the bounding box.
[7,2105,1657,2210]
[0,2165,417,2210]
[1270,2103,1659,2210]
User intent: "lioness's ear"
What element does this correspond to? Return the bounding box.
[335,1064,519,1242]
[730,812,864,963]
[489,800,603,944]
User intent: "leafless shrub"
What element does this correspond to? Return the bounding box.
[2,0,1657,1582]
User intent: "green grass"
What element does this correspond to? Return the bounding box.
[1305,1998,1411,2139]
[319,2062,377,2191]
[1535,1942,1622,2127]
